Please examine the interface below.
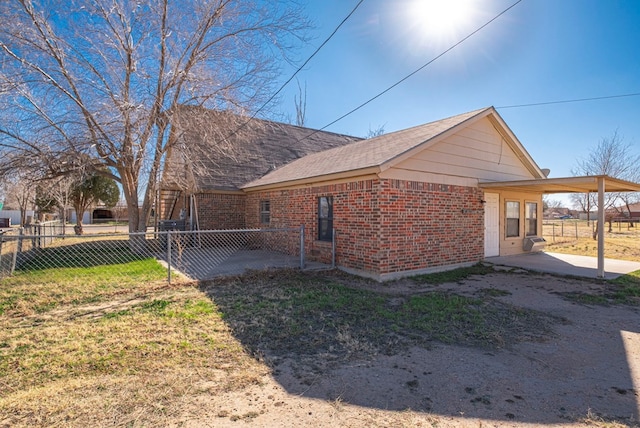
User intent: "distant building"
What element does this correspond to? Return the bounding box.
[543,207,573,219]
[578,211,598,221]
[611,202,640,221]
[622,202,640,218]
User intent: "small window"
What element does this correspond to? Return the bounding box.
[506,201,520,238]
[260,200,270,224]
[525,202,537,236]
[318,196,333,241]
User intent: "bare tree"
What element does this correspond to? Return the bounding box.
[571,130,640,235]
[2,171,37,226]
[0,0,309,232]
[45,175,77,235]
[294,79,307,127]
[542,195,563,210]
[569,191,591,214]
[366,124,386,139]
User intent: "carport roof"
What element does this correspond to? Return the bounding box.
[480,174,640,279]
[478,175,640,194]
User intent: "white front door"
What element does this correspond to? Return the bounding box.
[484,193,500,257]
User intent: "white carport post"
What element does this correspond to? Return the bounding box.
[597,176,605,278]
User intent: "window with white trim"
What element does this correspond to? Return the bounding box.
[525,202,537,236]
[506,201,520,238]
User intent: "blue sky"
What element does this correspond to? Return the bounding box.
[275,0,640,205]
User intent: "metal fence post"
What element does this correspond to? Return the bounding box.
[167,231,172,284]
[13,228,23,275]
[299,224,305,269]
[33,223,38,249]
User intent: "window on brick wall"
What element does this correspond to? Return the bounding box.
[525,202,537,236]
[506,201,520,238]
[318,196,333,241]
[260,200,270,224]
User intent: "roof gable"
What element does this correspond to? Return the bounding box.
[243,107,545,190]
[387,115,541,183]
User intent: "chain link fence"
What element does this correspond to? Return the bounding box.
[164,228,304,281]
[0,227,306,282]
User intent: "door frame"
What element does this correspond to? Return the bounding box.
[484,192,500,257]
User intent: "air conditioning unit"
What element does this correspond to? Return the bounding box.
[523,236,546,252]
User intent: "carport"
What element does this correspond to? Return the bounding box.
[480,175,640,278]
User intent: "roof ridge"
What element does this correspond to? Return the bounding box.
[175,103,364,141]
[242,107,495,189]
[365,106,492,142]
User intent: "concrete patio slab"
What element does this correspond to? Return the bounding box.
[166,248,330,281]
[485,251,640,279]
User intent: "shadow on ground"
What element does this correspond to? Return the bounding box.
[200,269,639,426]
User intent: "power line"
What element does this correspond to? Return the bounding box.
[496,92,640,109]
[261,0,366,114]
[295,0,523,142]
[224,0,366,138]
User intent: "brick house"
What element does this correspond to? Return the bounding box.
[161,106,551,280]
[159,106,361,230]
[616,202,640,219]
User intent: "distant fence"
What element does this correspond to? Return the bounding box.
[543,219,638,243]
[0,227,311,282]
[611,216,640,225]
[24,220,66,247]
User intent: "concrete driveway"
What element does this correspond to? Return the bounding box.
[486,251,640,279]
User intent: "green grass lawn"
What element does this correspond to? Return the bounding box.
[0,257,637,427]
[0,252,260,427]
[202,269,562,359]
[1,257,168,316]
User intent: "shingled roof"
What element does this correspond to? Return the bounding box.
[242,107,494,189]
[162,106,362,192]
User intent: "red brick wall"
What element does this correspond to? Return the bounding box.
[245,181,380,267]
[377,180,484,275]
[196,193,246,230]
[245,178,484,278]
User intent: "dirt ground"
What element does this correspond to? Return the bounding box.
[179,269,640,428]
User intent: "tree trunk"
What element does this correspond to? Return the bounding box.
[74,211,84,235]
[124,196,149,255]
[126,197,141,233]
[120,168,143,233]
[119,171,149,254]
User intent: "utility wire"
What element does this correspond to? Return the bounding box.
[295,0,523,142]
[224,0,366,138]
[496,92,640,109]
[262,0,366,114]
